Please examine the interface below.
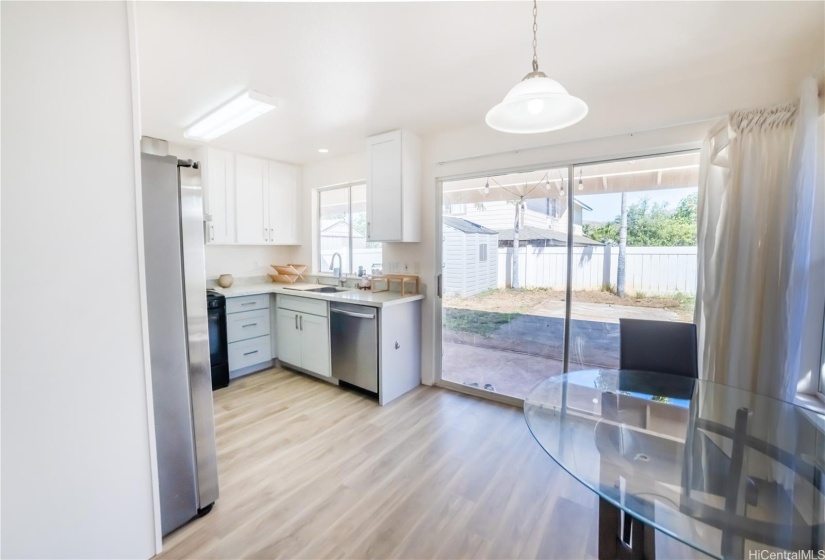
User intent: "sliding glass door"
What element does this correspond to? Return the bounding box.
[567,153,699,373]
[440,167,569,400]
[437,151,700,401]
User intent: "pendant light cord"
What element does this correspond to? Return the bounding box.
[531,0,539,72]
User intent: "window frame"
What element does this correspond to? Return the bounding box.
[316,182,374,275]
[479,243,488,262]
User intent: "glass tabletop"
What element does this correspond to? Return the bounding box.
[523,369,825,559]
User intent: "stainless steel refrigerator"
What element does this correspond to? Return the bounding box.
[140,149,219,536]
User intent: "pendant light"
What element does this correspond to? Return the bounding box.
[485,0,588,134]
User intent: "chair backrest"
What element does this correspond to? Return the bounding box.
[619,318,698,378]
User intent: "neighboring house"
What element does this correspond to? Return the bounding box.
[319,219,366,251]
[497,226,604,248]
[442,217,498,297]
[444,197,591,236]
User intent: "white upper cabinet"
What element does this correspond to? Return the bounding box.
[202,148,236,244]
[266,161,300,245]
[366,129,421,242]
[235,154,268,244]
[209,151,301,246]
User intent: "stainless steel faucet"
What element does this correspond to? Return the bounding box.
[329,252,345,286]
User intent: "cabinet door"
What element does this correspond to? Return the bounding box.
[366,131,402,242]
[276,309,302,367]
[235,154,268,244]
[267,161,300,245]
[203,148,235,243]
[299,313,330,377]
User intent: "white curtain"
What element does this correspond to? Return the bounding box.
[695,77,820,402]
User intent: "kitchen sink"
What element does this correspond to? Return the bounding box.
[307,286,350,293]
[285,286,350,293]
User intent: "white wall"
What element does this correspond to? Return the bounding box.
[1,2,158,558]
[204,244,298,279]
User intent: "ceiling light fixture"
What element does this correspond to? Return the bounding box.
[318,148,329,154]
[483,179,490,195]
[485,0,588,134]
[578,169,584,191]
[184,89,277,142]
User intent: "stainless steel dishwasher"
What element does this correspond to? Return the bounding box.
[330,302,378,393]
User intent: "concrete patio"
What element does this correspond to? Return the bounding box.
[442,302,682,399]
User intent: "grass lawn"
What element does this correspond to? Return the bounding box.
[444,307,518,337]
[444,288,696,336]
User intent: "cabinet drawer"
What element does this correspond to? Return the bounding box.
[226,308,270,343]
[226,293,270,314]
[228,335,272,371]
[276,294,327,317]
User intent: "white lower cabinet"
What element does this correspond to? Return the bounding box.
[227,294,273,378]
[276,296,330,377]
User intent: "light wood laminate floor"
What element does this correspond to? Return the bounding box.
[159,367,602,559]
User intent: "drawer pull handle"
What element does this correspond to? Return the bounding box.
[241,302,256,306]
[243,350,259,356]
[242,323,257,328]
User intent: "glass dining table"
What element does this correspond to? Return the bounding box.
[523,369,825,560]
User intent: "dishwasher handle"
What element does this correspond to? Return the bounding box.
[331,308,375,320]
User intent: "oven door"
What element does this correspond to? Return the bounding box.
[207,305,228,366]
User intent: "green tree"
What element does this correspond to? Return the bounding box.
[582,194,697,247]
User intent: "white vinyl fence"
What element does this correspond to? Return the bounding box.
[497,246,697,295]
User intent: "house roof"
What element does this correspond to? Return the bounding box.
[443,216,498,235]
[497,226,603,246]
[321,219,365,237]
[574,197,593,211]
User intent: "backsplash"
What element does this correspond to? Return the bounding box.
[204,245,298,279]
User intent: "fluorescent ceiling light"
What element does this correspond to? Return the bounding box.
[318,148,329,153]
[184,90,277,142]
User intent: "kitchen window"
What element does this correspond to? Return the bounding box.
[317,183,382,275]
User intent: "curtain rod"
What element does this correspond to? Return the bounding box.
[435,115,720,167]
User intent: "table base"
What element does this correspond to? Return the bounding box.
[599,498,656,560]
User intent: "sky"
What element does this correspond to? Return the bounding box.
[576,187,698,224]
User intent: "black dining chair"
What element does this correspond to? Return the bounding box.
[607,319,699,557]
[618,318,699,378]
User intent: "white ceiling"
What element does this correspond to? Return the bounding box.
[136,1,824,165]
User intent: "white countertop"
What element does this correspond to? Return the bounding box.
[212,282,424,308]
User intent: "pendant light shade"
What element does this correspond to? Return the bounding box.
[486,73,588,134]
[486,0,588,134]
